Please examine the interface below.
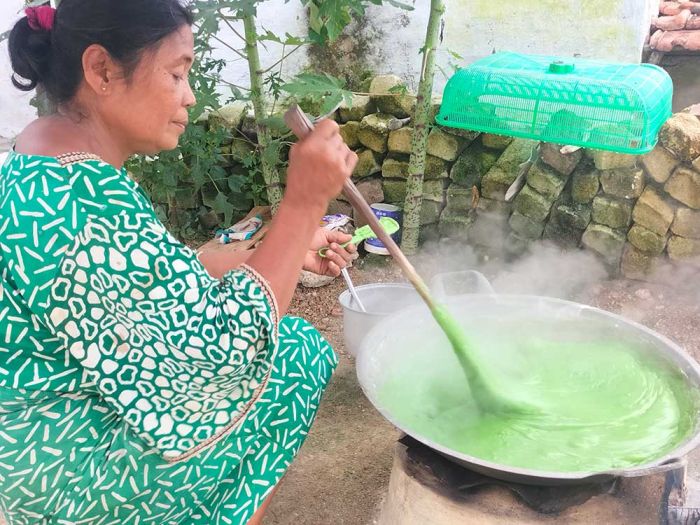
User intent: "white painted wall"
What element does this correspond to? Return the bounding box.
[364,0,658,91]
[0,2,37,149]
[0,0,657,145]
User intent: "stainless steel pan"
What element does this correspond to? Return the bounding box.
[355,289,700,485]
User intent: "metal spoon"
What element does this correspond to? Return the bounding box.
[341,267,366,312]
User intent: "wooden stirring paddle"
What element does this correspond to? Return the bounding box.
[284,105,532,414]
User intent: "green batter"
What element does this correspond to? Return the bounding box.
[378,316,699,473]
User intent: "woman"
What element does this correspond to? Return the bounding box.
[0,1,358,524]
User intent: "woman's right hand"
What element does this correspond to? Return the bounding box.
[284,119,358,212]
[247,119,357,315]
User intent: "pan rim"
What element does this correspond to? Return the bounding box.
[355,292,700,484]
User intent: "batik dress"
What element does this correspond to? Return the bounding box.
[0,150,337,525]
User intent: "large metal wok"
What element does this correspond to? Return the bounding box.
[355,281,700,486]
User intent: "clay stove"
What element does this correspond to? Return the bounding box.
[377,436,695,525]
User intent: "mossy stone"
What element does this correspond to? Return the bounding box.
[339,121,361,149]
[514,184,555,222]
[358,113,395,153]
[581,224,627,267]
[627,224,667,255]
[591,195,633,229]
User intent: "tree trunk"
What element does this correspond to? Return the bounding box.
[242,14,284,212]
[400,0,445,254]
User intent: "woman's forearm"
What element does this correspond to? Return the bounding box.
[231,119,355,316]
[198,248,253,280]
[246,199,325,316]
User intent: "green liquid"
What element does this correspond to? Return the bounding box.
[378,317,699,473]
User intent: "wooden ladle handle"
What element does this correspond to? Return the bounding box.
[283,105,434,307]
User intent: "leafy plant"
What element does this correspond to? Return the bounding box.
[129,0,412,238]
[300,0,414,42]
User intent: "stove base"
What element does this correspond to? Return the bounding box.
[378,439,669,525]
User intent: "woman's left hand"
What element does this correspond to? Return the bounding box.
[303,228,357,277]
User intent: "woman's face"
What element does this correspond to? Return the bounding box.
[102,25,196,154]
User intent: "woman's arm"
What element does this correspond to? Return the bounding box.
[198,249,253,280]
[242,120,357,316]
[196,120,355,313]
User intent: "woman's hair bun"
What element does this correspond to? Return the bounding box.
[7,0,193,104]
[9,15,53,92]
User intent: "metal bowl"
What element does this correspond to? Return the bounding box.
[356,294,700,485]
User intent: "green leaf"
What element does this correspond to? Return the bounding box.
[301,0,413,43]
[258,29,308,46]
[154,205,168,223]
[263,70,285,100]
[281,73,351,117]
[191,168,209,193]
[241,151,259,169]
[318,1,352,42]
[307,3,325,34]
[388,84,409,95]
[228,192,254,210]
[261,141,282,168]
[383,0,414,10]
[209,165,229,182]
[228,174,247,193]
[209,191,236,227]
[258,115,288,135]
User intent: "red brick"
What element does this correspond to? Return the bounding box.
[651,29,700,51]
[655,10,691,30]
[686,14,700,28]
[682,104,700,116]
[660,1,683,15]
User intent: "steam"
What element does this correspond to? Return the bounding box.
[488,245,608,299]
[406,225,700,359]
[413,236,608,302]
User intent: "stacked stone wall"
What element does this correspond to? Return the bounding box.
[207,75,700,280]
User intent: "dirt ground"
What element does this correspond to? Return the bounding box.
[263,261,403,525]
[262,260,700,525]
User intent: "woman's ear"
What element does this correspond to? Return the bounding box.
[82,44,119,95]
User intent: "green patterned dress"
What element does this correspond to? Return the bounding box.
[0,151,337,525]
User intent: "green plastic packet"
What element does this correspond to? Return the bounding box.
[318,217,400,258]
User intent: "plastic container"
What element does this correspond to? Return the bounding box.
[437,52,673,154]
[339,283,421,356]
[364,203,402,255]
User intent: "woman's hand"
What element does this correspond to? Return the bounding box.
[285,120,358,214]
[303,228,357,277]
[246,119,357,315]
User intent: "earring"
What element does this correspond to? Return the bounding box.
[101,85,107,92]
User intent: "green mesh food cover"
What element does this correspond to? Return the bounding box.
[437,52,673,154]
